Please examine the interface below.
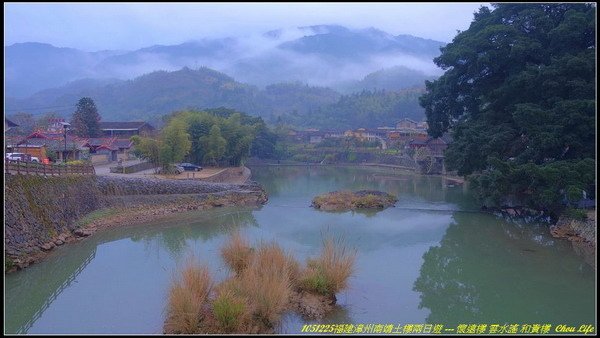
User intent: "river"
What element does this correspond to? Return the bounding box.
[4,166,595,334]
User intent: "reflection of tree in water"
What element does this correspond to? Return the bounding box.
[413,212,595,327]
[129,208,259,258]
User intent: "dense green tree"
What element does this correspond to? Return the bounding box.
[200,125,227,165]
[419,3,596,214]
[159,118,192,169]
[135,108,280,168]
[204,107,278,160]
[130,135,160,167]
[70,97,101,137]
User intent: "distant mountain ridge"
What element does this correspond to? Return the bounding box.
[6,24,445,97]
[5,66,427,129]
[5,67,341,123]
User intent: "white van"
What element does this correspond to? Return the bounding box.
[6,153,39,162]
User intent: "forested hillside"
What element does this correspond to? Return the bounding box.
[279,87,426,129]
[7,67,427,129]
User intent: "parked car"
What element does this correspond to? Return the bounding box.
[6,153,34,162]
[177,163,203,171]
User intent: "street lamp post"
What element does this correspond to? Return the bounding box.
[60,122,71,162]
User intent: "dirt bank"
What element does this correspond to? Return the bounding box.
[550,209,596,269]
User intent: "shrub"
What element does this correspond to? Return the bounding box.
[65,159,88,166]
[221,231,254,275]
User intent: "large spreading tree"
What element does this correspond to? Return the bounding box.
[71,97,102,137]
[419,4,596,214]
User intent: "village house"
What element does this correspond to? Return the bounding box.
[16,131,88,162]
[85,137,134,164]
[388,129,428,143]
[287,129,345,144]
[9,130,134,163]
[396,118,418,130]
[416,121,429,131]
[408,132,453,156]
[99,121,155,138]
[344,128,380,142]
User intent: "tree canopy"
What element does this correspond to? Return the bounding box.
[133,108,278,169]
[419,3,596,214]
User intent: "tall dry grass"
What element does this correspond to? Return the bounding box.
[301,237,356,295]
[221,230,254,275]
[164,259,212,334]
[253,242,301,285]
[238,242,295,327]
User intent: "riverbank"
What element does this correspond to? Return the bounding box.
[550,209,596,269]
[5,173,267,273]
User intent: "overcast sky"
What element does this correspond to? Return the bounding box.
[5,2,489,51]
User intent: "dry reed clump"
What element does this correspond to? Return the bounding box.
[221,230,254,275]
[238,242,295,327]
[164,260,212,334]
[164,233,357,333]
[300,237,356,295]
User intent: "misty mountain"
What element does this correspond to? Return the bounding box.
[5,67,340,123]
[5,25,445,98]
[6,66,426,129]
[280,25,443,60]
[5,43,122,97]
[333,65,437,94]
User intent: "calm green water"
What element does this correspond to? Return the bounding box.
[5,166,596,334]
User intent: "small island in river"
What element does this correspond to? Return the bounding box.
[311,190,398,211]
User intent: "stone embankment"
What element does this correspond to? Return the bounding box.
[5,173,267,273]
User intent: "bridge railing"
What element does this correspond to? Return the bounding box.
[5,159,96,176]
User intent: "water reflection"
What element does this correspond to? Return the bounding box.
[129,208,259,258]
[5,166,594,334]
[5,207,259,334]
[413,212,595,327]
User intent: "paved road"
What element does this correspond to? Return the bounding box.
[93,159,158,177]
